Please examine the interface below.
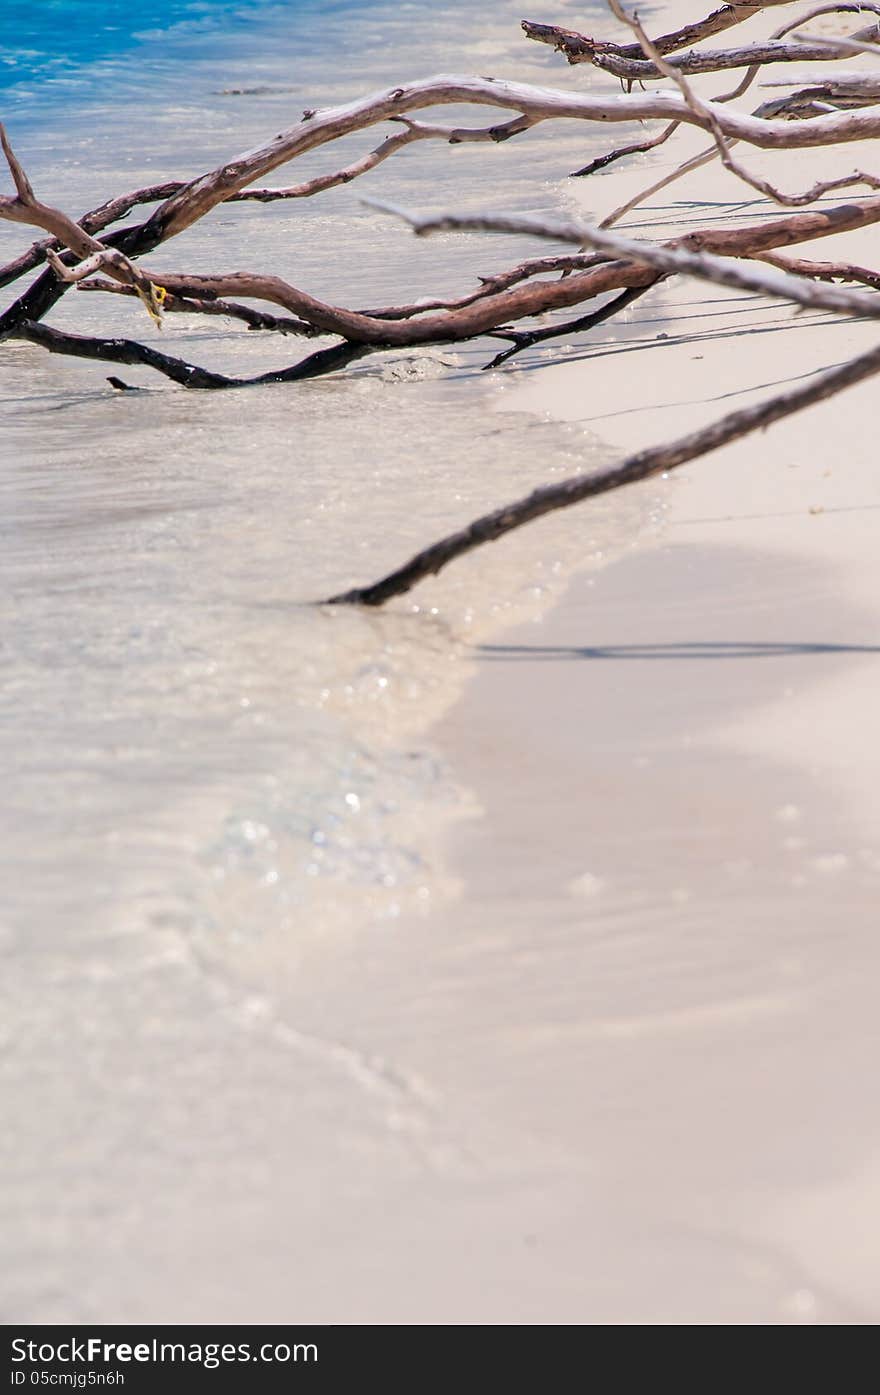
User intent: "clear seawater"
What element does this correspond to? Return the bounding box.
[1,0,646,949]
[0,0,351,97]
[0,0,651,1319]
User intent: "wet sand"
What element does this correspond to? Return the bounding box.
[425,540,880,1321]
[4,0,879,1328]
[416,68,880,1316]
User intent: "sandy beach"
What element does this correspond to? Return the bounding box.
[411,7,880,1320]
[424,319,880,1321]
[2,0,879,1328]
[300,277,880,1323]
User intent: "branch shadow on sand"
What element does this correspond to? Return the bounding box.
[478,640,880,662]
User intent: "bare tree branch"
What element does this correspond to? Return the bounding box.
[789,23,880,56]
[603,0,880,208]
[0,183,181,291]
[754,250,880,287]
[0,119,539,295]
[572,121,680,179]
[16,320,369,389]
[326,338,880,605]
[356,254,613,319]
[6,1,880,612]
[581,26,880,82]
[569,5,880,190]
[4,71,880,336]
[482,282,660,368]
[5,16,880,396]
[74,279,321,335]
[134,75,880,248]
[522,1,799,64]
[366,202,880,321]
[12,190,880,385]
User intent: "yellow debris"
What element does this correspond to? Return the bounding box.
[135,281,168,329]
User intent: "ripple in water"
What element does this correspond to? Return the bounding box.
[0,0,653,969]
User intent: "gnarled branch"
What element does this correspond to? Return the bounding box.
[522,1,799,64]
[366,203,880,322]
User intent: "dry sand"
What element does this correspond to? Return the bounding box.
[399,7,880,1322]
[5,0,878,1328]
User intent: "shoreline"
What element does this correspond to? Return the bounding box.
[418,536,880,1322]
[5,0,880,1326]
[4,0,653,1324]
[405,40,880,1312]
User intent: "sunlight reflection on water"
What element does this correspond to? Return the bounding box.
[0,0,652,958]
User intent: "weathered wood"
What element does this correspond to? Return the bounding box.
[755,251,880,288]
[16,321,369,389]
[522,2,798,63]
[588,30,880,80]
[363,203,880,323]
[483,283,660,368]
[327,338,880,605]
[134,76,880,246]
[4,8,880,392]
[3,0,880,608]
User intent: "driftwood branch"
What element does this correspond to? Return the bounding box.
[5,78,880,393]
[22,63,880,349]
[570,27,880,82]
[482,283,659,368]
[604,0,880,209]
[551,3,880,186]
[327,338,880,605]
[25,190,880,370]
[9,184,880,387]
[3,2,880,393]
[591,4,880,222]
[754,251,880,288]
[0,182,181,292]
[110,76,880,257]
[16,321,368,390]
[604,1,880,76]
[0,122,535,296]
[366,203,880,322]
[572,121,681,179]
[522,1,799,64]
[4,0,880,616]
[73,278,321,336]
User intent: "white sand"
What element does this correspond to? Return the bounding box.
[210,24,880,1319]
[411,7,880,1321]
[4,0,879,1327]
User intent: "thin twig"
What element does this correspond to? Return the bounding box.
[482,282,659,368]
[366,201,880,320]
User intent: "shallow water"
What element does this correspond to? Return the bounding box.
[1,3,655,973]
[0,0,670,1319]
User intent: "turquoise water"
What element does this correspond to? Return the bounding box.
[0,0,629,946]
[0,0,632,957]
[0,0,657,1322]
[0,1,308,94]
